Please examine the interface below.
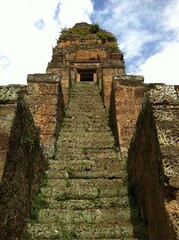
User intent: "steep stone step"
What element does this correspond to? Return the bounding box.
[45,196,130,210]
[25,82,147,240]
[64,110,109,120]
[66,106,106,112]
[47,159,124,179]
[63,115,109,123]
[69,96,103,101]
[55,147,120,161]
[67,100,105,105]
[56,140,114,149]
[67,99,105,105]
[70,94,102,98]
[58,131,113,139]
[65,107,108,114]
[41,179,128,200]
[38,207,132,224]
[60,126,112,133]
[57,132,114,142]
[26,222,145,239]
[61,122,111,131]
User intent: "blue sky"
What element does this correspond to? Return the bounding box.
[0,0,179,85]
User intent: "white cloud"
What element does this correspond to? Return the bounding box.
[0,0,60,85]
[0,0,93,85]
[137,0,179,85]
[34,19,45,30]
[138,42,179,85]
[162,0,179,36]
[0,54,11,70]
[55,0,93,28]
[92,0,179,85]
[0,0,178,86]
[93,0,163,62]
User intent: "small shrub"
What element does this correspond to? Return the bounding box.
[30,192,49,223]
[97,31,117,43]
[106,41,119,50]
[90,23,100,33]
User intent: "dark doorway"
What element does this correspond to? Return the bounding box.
[81,73,93,81]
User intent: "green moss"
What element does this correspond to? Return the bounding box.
[23,133,35,152]
[112,143,119,152]
[30,192,49,223]
[106,41,119,50]
[66,179,71,187]
[97,31,117,43]
[55,192,70,201]
[59,23,118,51]
[60,25,91,39]
[28,174,49,223]
[52,229,77,239]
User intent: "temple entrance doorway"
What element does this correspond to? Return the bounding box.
[81,72,93,81]
[77,70,97,82]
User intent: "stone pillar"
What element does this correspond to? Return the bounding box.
[77,72,80,82]
[70,68,76,87]
[93,72,97,83]
[97,68,102,90]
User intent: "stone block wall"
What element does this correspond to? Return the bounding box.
[0,86,18,181]
[46,63,70,105]
[25,74,64,158]
[149,84,179,237]
[128,84,178,239]
[0,86,45,239]
[102,64,124,107]
[110,75,144,152]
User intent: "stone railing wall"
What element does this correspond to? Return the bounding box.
[101,63,124,107]
[110,75,144,152]
[0,86,45,239]
[0,86,20,181]
[25,74,64,158]
[46,63,70,105]
[128,84,178,239]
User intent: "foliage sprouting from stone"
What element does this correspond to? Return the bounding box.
[59,22,118,50]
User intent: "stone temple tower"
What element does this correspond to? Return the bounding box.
[46,22,125,106]
[0,22,178,240]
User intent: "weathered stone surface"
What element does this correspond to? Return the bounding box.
[102,68,124,107]
[46,22,125,107]
[128,84,179,239]
[0,86,45,239]
[149,84,179,238]
[25,74,64,158]
[0,22,178,240]
[0,85,23,180]
[110,75,144,152]
[25,83,147,239]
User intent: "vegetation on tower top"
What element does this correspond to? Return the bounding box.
[59,22,118,50]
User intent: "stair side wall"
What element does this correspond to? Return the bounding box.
[25,74,64,158]
[0,86,17,181]
[102,64,124,108]
[0,86,45,239]
[148,84,179,238]
[110,75,144,152]
[46,64,70,105]
[128,84,179,239]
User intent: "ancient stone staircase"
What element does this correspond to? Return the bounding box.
[25,83,147,239]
